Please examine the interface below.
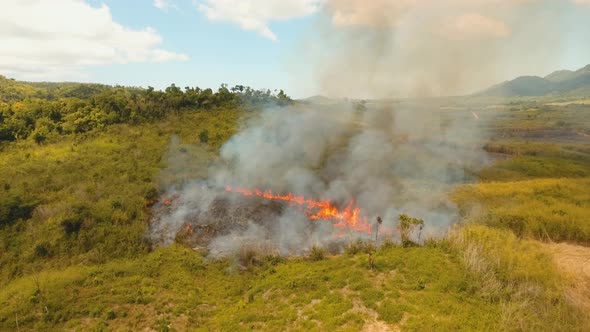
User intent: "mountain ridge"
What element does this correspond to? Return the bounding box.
[479,64,590,97]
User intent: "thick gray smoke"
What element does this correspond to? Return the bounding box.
[149,100,491,256]
[289,0,569,99]
[148,0,531,256]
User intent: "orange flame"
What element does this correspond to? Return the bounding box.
[225,186,372,234]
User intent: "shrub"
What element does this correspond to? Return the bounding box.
[308,246,326,261]
[61,217,83,236]
[345,240,375,256]
[199,130,209,144]
[0,196,37,227]
[398,214,424,247]
[34,243,52,257]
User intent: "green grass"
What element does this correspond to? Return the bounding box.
[2,235,585,331]
[454,178,590,244]
[1,99,589,330]
[450,225,589,331]
[0,109,240,283]
[1,243,502,331]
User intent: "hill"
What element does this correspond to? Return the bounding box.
[0,79,589,330]
[478,64,590,97]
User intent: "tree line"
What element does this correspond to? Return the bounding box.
[0,77,292,144]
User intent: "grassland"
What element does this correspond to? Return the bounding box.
[3,233,586,332]
[0,96,589,331]
[0,109,239,282]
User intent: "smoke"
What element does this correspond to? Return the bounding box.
[291,0,568,98]
[147,0,560,256]
[149,99,491,256]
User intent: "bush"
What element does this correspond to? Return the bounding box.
[199,130,209,144]
[0,196,37,227]
[308,246,326,261]
[398,214,424,247]
[61,217,83,236]
[345,240,375,256]
[34,243,52,257]
[33,131,47,144]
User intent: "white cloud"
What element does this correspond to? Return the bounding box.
[154,0,176,11]
[573,0,590,4]
[197,0,323,41]
[0,0,188,80]
[197,0,532,41]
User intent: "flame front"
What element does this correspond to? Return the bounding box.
[225,186,372,234]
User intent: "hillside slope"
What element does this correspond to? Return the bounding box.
[1,83,590,330]
[479,64,590,97]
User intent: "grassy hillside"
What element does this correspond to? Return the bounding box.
[0,83,589,330]
[0,110,239,283]
[478,64,590,98]
[2,231,586,331]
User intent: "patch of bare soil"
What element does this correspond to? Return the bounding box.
[547,242,590,310]
[338,284,401,332]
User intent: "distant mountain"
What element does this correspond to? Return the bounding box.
[478,64,590,97]
[300,95,344,105]
[545,70,574,83]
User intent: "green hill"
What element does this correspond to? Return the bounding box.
[0,78,589,330]
[478,64,590,97]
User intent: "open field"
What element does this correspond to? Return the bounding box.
[1,94,589,331]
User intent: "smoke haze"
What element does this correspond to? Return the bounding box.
[150,100,491,256]
[292,0,569,98]
[147,0,576,256]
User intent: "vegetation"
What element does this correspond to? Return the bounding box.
[0,77,589,330]
[0,242,510,331]
[0,75,292,144]
[397,214,424,247]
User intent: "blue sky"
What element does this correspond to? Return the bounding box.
[87,0,313,94]
[1,0,589,98]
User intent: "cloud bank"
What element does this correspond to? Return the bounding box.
[197,0,322,41]
[0,0,187,80]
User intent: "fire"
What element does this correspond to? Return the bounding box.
[225,186,372,234]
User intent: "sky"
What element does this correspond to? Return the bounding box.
[1,0,589,98]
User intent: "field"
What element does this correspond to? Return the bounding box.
[1,91,589,331]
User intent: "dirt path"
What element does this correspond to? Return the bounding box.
[546,242,590,310]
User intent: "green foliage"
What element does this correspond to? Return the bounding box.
[398,214,424,247]
[198,129,209,144]
[454,178,590,244]
[61,217,83,236]
[0,244,504,331]
[0,195,37,227]
[0,78,291,144]
[0,85,588,331]
[0,110,240,282]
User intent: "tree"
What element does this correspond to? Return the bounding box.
[277,89,292,106]
[398,214,424,247]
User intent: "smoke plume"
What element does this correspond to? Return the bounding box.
[147,0,566,256]
[149,100,491,256]
[291,0,568,98]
